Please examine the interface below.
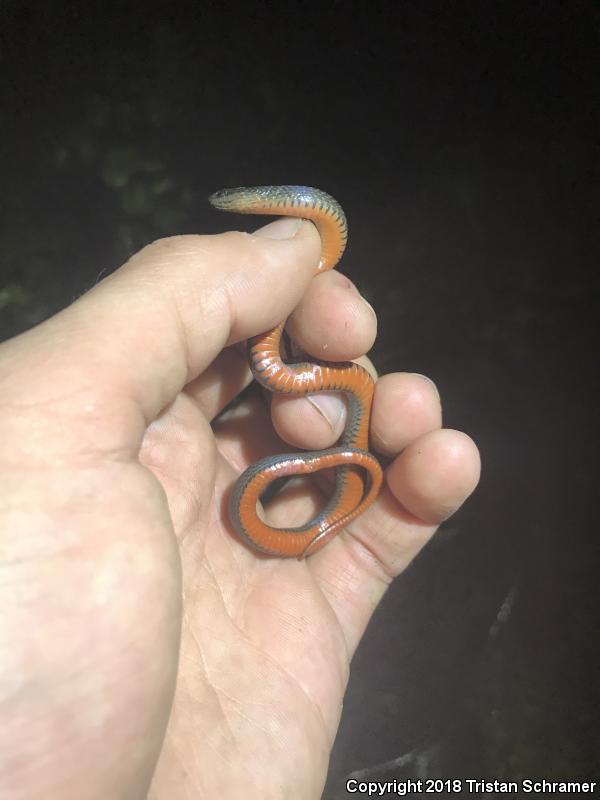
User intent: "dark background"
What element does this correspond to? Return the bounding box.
[1,2,598,796]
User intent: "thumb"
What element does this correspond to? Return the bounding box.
[0,219,321,454]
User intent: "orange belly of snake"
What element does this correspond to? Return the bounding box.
[209,185,383,558]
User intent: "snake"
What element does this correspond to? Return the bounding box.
[209,185,383,558]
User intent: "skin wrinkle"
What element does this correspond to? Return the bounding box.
[339,498,420,585]
[189,560,335,743]
[209,685,274,736]
[172,303,196,395]
[313,559,365,618]
[316,536,389,618]
[306,394,345,431]
[213,417,255,479]
[325,531,388,592]
[342,527,397,587]
[303,588,350,701]
[214,514,242,570]
[177,254,279,360]
[242,610,338,740]
[208,241,263,329]
[237,230,319,337]
[197,551,239,620]
[248,646,330,756]
[131,296,192,418]
[222,684,329,776]
[173,271,230,350]
[141,425,211,527]
[89,260,195,422]
[180,621,246,773]
[218,273,249,349]
[143,464,202,546]
[122,238,192,278]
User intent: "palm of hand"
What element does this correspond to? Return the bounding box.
[142,379,351,798]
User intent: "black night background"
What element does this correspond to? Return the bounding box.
[1,2,598,796]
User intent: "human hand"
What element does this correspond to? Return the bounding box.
[0,217,480,799]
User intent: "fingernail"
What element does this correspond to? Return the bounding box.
[254,218,303,240]
[362,296,377,319]
[308,394,345,431]
[410,372,439,392]
[342,276,377,319]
